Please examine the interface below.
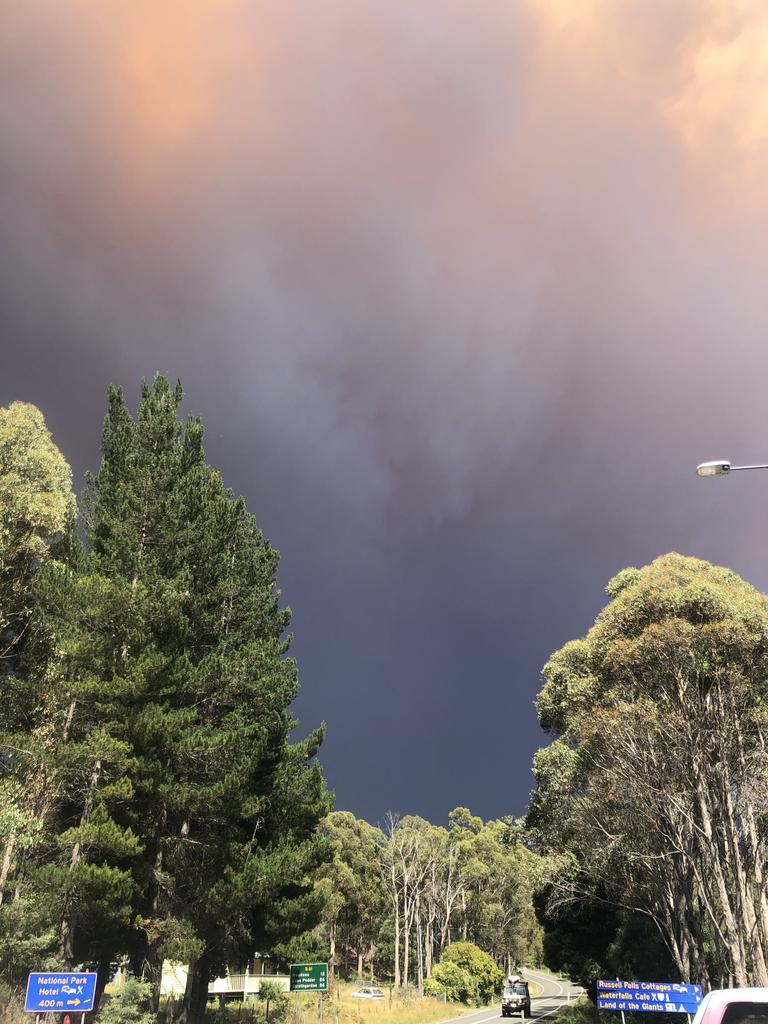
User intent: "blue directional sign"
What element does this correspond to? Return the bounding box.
[25,973,97,1013]
[597,980,703,1015]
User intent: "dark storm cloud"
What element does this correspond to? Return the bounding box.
[4,0,768,822]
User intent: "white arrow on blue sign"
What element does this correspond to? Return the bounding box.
[597,980,703,1014]
[25,973,98,1013]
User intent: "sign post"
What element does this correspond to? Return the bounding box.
[597,980,703,1016]
[290,964,328,1024]
[24,973,98,1015]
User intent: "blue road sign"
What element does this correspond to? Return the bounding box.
[597,980,703,1015]
[25,973,97,1013]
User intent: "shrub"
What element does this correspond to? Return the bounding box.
[96,977,155,1024]
[423,962,477,1005]
[441,942,504,1005]
[259,981,288,1023]
[556,1000,621,1024]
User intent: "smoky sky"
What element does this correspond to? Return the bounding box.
[4,0,768,824]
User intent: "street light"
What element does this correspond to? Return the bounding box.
[696,461,731,477]
[696,460,768,477]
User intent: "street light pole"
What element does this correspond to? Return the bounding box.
[696,460,768,478]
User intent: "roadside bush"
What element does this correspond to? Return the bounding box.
[556,1000,621,1024]
[0,981,23,1024]
[259,982,288,1024]
[97,977,155,1024]
[441,942,504,1005]
[423,962,477,1005]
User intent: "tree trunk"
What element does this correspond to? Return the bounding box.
[394,902,401,988]
[425,920,433,979]
[730,709,768,983]
[151,804,167,915]
[416,901,424,994]
[696,780,748,985]
[0,831,16,904]
[143,804,168,1008]
[720,762,768,985]
[180,954,212,1024]
[403,905,410,987]
[59,757,102,963]
[93,958,113,1014]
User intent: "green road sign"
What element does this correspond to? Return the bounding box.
[289,963,328,992]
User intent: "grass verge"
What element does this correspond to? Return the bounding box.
[555,999,620,1024]
[287,984,475,1024]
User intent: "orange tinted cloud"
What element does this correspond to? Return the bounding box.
[665,2,768,210]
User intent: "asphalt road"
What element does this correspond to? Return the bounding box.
[437,968,583,1024]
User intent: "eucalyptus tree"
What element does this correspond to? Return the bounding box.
[530,553,768,988]
[381,815,431,988]
[0,401,75,662]
[460,819,542,971]
[317,811,385,979]
[0,402,77,983]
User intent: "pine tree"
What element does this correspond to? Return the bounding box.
[34,551,144,977]
[73,377,331,1019]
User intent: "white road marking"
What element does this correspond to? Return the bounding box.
[523,969,566,1000]
[454,998,567,1024]
[437,967,574,1024]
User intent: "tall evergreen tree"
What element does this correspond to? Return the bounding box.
[69,377,331,1019]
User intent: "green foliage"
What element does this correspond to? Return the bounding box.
[441,942,503,1004]
[556,1000,621,1024]
[530,552,768,988]
[327,806,545,986]
[271,930,329,968]
[532,880,674,995]
[0,401,75,563]
[0,381,553,1010]
[71,376,331,1007]
[316,811,385,976]
[447,808,482,837]
[258,981,288,1023]
[423,961,476,1004]
[0,379,332,1018]
[96,977,155,1024]
[0,401,76,689]
[0,899,58,990]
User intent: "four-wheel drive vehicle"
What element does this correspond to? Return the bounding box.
[692,989,768,1024]
[502,981,531,1018]
[350,988,385,1000]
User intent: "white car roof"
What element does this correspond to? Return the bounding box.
[704,990,768,1005]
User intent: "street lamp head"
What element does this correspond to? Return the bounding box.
[696,461,731,477]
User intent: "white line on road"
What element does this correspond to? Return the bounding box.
[437,967,573,1024]
[466,998,568,1024]
[442,993,568,1024]
[524,969,566,999]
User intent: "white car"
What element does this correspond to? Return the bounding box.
[350,988,385,1000]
